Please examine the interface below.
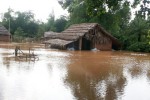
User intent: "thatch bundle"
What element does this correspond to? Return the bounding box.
[44,39,73,49]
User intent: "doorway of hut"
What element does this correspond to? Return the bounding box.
[81,37,91,50]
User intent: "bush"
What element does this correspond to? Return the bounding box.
[127,42,150,52]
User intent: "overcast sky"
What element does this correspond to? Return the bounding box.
[0,0,68,22]
[0,0,142,22]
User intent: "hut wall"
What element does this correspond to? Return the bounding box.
[95,40,112,51]
[0,35,11,42]
[91,30,113,51]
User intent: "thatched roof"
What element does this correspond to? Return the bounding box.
[44,39,73,47]
[47,23,97,41]
[44,31,59,37]
[0,25,11,35]
[45,23,121,48]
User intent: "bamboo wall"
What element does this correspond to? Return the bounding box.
[0,35,11,42]
[95,40,112,51]
[90,28,112,50]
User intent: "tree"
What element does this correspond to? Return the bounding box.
[14,11,38,38]
[54,16,68,32]
[136,0,150,19]
[46,12,68,32]
[147,30,150,44]
[1,8,15,34]
[1,9,41,41]
[36,22,46,39]
[46,12,56,31]
[13,27,25,42]
[58,0,91,26]
[124,17,150,52]
[85,0,122,16]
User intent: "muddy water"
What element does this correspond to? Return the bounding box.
[0,43,150,100]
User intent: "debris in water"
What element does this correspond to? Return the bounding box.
[14,46,39,61]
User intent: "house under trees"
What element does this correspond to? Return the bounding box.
[44,23,121,51]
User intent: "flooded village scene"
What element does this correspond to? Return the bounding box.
[0,0,150,100]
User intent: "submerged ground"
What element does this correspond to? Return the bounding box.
[0,43,150,100]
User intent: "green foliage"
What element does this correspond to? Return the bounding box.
[1,9,39,40]
[85,0,122,16]
[122,17,150,52]
[1,8,15,34]
[128,17,149,42]
[36,22,45,39]
[46,13,56,31]
[13,27,25,42]
[59,0,91,26]
[46,13,68,32]
[60,0,131,34]
[59,0,150,52]
[147,30,150,44]
[127,42,150,52]
[14,11,39,38]
[1,8,68,42]
[54,16,68,32]
[1,1,150,52]
[136,0,150,19]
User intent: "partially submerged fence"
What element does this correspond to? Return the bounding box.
[14,46,39,61]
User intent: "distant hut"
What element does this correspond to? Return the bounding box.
[44,23,121,50]
[0,25,11,42]
[41,31,59,42]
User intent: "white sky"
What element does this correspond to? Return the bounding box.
[0,0,142,22]
[0,0,68,22]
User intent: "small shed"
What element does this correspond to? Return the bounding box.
[0,25,11,42]
[44,23,121,50]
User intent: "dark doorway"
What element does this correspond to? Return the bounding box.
[82,37,91,50]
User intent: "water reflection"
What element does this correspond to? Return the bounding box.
[65,51,126,100]
[121,53,150,100]
[0,43,150,100]
[0,44,74,100]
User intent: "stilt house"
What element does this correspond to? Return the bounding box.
[44,23,121,50]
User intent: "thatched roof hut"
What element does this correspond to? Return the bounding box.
[41,31,59,42]
[44,23,121,50]
[0,25,11,35]
[0,25,11,42]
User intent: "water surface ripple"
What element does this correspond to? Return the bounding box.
[0,43,150,100]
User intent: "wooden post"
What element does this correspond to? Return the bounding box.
[15,46,19,57]
[45,43,46,48]
[26,55,27,61]
[15,46,18,57]
[29,48,30,55]
[79,37,82,50]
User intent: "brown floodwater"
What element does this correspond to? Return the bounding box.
[0,43,150,100]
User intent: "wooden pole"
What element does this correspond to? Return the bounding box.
[79,37,82,50]
[15,46,18,57]
[29,48,30,54]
